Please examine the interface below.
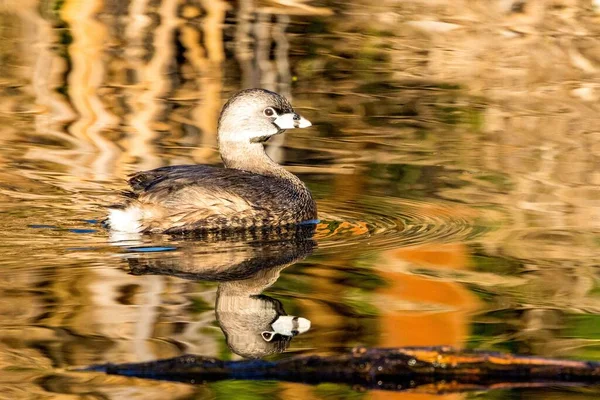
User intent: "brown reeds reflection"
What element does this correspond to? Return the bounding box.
[0,0,333,183]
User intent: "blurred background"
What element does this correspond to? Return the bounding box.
[1,0,600,398]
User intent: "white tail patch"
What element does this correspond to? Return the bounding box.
[107,206,143,233]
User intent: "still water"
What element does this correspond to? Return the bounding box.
[1,0,600,398]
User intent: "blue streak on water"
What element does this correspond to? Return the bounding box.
[299,219,320,225]
[69,229,97,234]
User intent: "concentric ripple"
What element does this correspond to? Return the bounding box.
[314,197,490,253]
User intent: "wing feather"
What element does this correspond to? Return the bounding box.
[122,165,293,232]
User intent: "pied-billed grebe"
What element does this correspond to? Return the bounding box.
[108,88,317,233]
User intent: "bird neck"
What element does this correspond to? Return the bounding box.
[219,141,301,184]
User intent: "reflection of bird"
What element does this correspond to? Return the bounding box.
[216,268,311,359]
[127,226,315,358]
[108,89,316,234]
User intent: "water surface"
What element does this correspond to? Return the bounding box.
[1,0,600,398]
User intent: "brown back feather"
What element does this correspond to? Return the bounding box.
[123,165,316,232]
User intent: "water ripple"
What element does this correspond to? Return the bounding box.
[315,197,489,252]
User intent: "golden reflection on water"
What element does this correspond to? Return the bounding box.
[1,0,600,399]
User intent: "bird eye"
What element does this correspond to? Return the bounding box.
[263,107,276,117]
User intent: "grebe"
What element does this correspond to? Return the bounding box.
[108,88,316,234]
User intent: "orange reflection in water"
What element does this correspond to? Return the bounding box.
[376,243,479,348]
